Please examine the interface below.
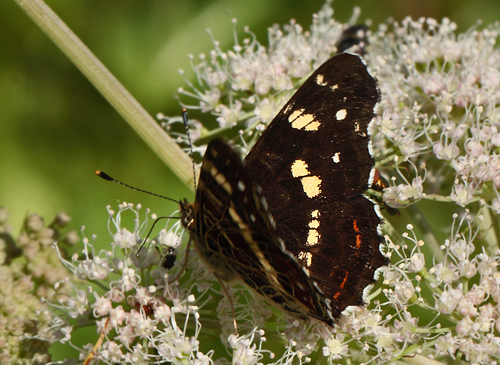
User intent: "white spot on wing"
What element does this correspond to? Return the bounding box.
[368,167,377,186]
[298,251,313,269]
[284,102,294,114]
[367,138,374,159]
[237,180,246,192]
[336,109,347,121]
[332,152,341,164]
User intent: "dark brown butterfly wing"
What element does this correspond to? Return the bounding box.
[245,53,387,317]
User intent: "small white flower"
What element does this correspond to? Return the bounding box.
[436,288,463,314]
[114,228,137,249]
[408,252,425,272]
[92,293,113,317]
[322,334,347,359]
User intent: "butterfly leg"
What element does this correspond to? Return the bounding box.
[214,272,238,336]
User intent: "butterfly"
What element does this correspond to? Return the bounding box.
[179,52,387,326]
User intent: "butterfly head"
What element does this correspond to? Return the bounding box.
[179,198,195,230]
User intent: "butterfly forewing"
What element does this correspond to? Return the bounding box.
[245,53,378,200]
[244,53,386,317]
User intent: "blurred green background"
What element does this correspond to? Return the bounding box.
[2,0,498,241]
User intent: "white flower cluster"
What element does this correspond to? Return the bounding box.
[371,17,500,210]
[49,204,214,363]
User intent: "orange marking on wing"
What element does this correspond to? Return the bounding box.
[356,234,362,249]
[333,272,349,299]
[353,220,362,249]
[373,169,381,185]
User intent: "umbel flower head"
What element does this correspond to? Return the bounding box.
[46,2,500,364]
[0,207,76,364]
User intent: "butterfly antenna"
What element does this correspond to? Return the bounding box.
[181,108,198,192]
[95,171,181,256]
[95,171,179,204]
[135,215,171,255]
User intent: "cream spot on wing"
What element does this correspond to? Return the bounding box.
[211,166,233,195]
[354,121,367,136]
[307,229,320,246]
[288,108,320,131]
[336,109,347,121]
[309,219,319,229]
[333,152,341,164]
[354,121,360,131]
[291,160,322,198]
[298,251,313,268]
[291,113,314,129]
[331,84,339,91]
[301,176,322,198]
[227,206,252,246]
[291,159,309,178]
[307,209,321,246]
[237,180,246,192]
[316,74,327,86]
[305,120,321,131]
[289,109,303,122]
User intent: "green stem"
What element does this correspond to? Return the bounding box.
[14,0,195,191]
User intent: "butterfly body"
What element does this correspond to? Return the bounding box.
[181,52,387,326]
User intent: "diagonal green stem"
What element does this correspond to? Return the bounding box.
[13,0,195,191]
